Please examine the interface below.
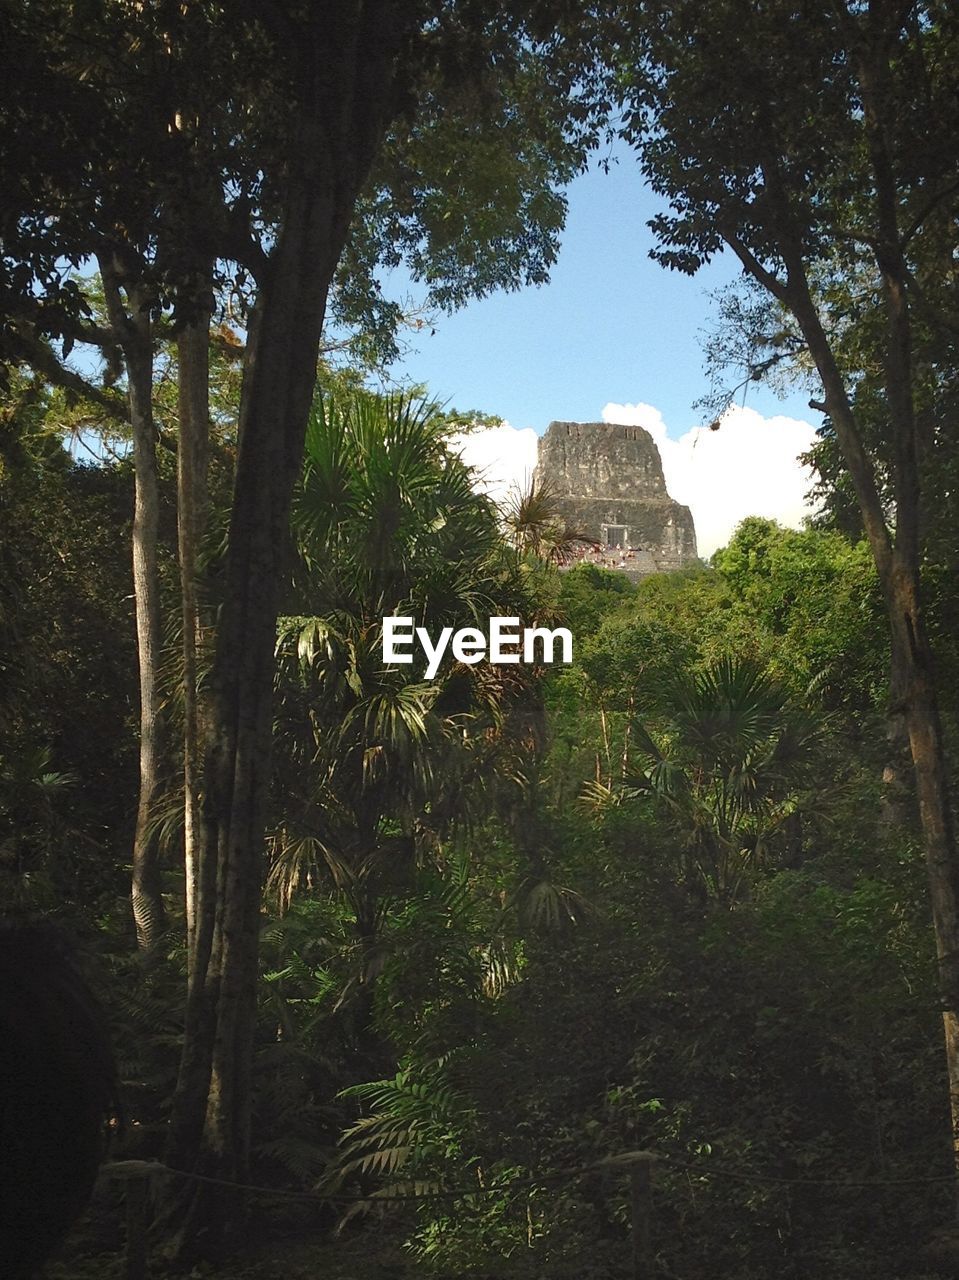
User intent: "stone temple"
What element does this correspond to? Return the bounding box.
[534,420,698,575]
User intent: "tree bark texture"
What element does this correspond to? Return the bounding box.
[888,556,959,1194]
[167,7,413,1255]
[166,187,345,1261]
[102,261,168,951]
[177,311,211,975]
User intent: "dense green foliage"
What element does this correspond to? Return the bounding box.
[0,380,138,917]
[4,362,956,1278]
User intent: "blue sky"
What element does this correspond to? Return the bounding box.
[378,146,816,437]
[376,146,822,557]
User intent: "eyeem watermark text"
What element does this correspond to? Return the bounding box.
[383,616,573,680]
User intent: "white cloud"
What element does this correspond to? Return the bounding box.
[449,420,538,506]
[450,404,820,559]
[601,402,820,556]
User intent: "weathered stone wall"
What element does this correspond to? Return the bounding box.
[534,420,699,575]
[536,420,670,499]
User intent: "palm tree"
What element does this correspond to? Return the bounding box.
[270,390,545,1049]
[588,656,827,903]
[0,746,77,910]
[291,390,513,617]
[502,476,585,565]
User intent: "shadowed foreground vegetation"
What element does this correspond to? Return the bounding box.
[5,387,959,1276]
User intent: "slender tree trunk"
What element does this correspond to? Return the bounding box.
[102,261,168,951]
[842,38,959,1191]
[725,86,959,1186]
[352,886,392,1073]
[166,179,350,1259]
[888,554,959,1186]
[782,811,803,869]
[177,309,211,976]
[880,655,912,827]
[599,702,611,782]
[765,235,959,1203]
[802,290,959,1189]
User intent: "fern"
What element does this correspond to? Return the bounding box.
[254,1135,333,1183]
[320,1056,475,1199]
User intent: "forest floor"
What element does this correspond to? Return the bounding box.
[49,1219,419,1280]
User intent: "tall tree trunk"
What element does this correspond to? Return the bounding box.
[165,8,420,1256]
[797,283,959,1188]
[724,77,959,1187]
[762,211,959,1198]
[880,656,912,828]
[166,179,352,1260]
[888,555,959,1184]
[102,260,168,951]
[177,308,211,976]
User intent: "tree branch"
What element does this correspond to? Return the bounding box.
[719,225,789,303]
[9,328,126,421]
[899,179,959,250]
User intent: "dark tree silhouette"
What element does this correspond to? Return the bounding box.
[0,922,118,1279]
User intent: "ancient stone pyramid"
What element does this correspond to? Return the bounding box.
[534,420,698,574]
